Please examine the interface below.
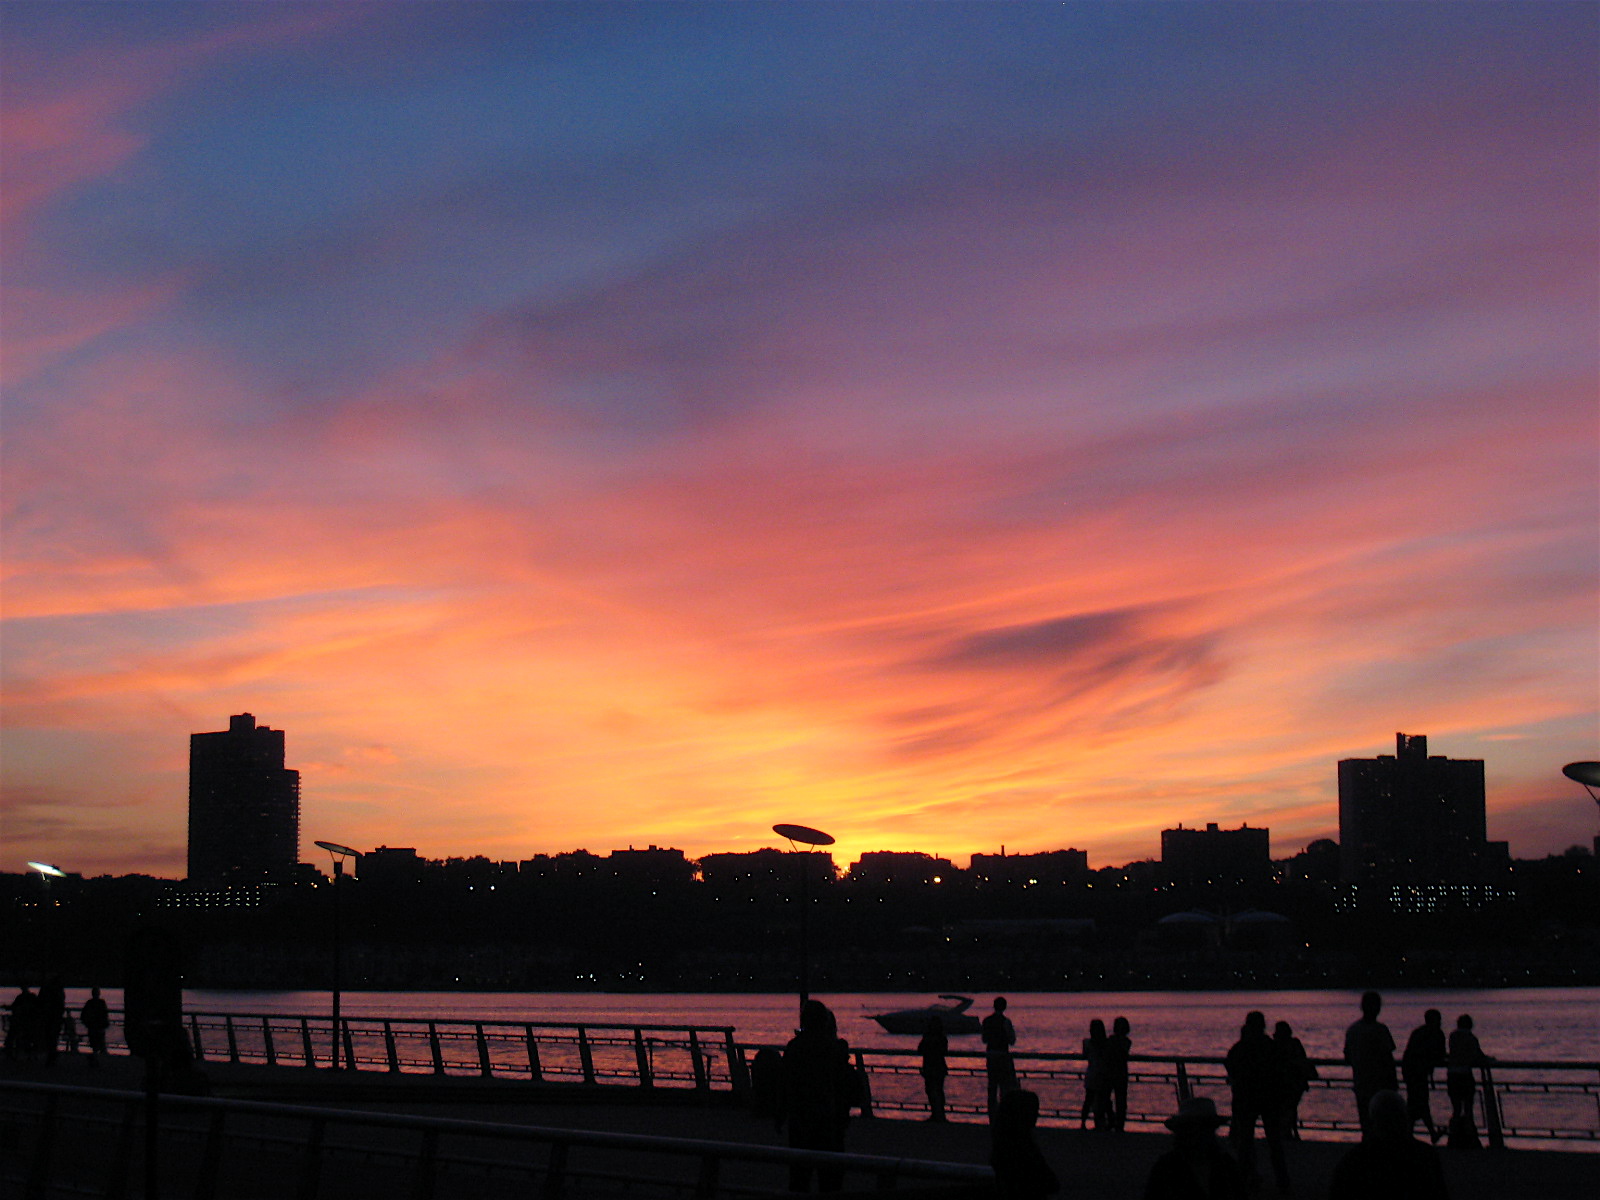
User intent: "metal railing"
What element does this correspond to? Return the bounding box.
[795,1046,1600,1148]
[23,1010,1597,1146]
[91,1009,749,1093]
[1,1081,994,1200]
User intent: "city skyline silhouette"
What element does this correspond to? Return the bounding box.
[3,3,1596,880]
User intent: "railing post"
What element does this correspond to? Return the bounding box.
[190,1013,206,1062]
[695,1152,721,1199]
[301,1016,317,1068]
[854,1049,875,1119]
[578,1027,597,1085]
[689,1030,707,1091]
[412,1127,439,1200]
[1176,1060,1192,1104]
[1481,1065,1505,1150]
[342,1020,357,1072]
[476,1023,493,1077]
[525,1025,544,1081]
[428,1022,445,1075]
[384,1021,400,1073]
[296,1115,325,1200]
[225,1015,240,1064]
[194,1108,226,1200]
[262,1017,277,1066]
[634,1028,654,1088]
[25,1090,59,1200]
[104,1096,138,1200]
[725,1032,750,1093]
[542,1139,569,1200]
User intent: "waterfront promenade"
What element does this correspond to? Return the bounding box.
[4,1053,1595,1199]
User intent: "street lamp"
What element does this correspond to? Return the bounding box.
[773,823,834,1010]
[1561,761,1600,804]
[1562,763,1600,851]
[314,840,363,1070]
[26,860,67,907]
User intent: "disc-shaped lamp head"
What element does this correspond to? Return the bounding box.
[314,840,362,858]
[26,861,67,878]
[773,823,835,847]
[1561,762,1600,788]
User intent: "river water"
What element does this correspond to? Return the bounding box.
[62,986,1599,1061]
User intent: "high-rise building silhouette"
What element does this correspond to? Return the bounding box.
[187,713,300,884]
[1338,732,1492,885]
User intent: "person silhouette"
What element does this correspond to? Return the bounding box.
[5,987,39,1060]
[1273,1020,1315,1141]
[982,997,1018,1115]
[750,1045,785,1129]
[1402,1009,1447,1143]
[991,1089,1059,1200]
[1343,990,1397,1134]
[918,1016,949,1122]
[80,987,111,1067]
[1224,1010,1290,1195]
[1445,1014,1491,1150]
[1107,1016,1133,1133]
[1142,1096,1247,1200]
[1328,1089,1449,1200]
[38,977,66,1065]
[1080,1019,1112,1130]
[783,1000,853,1191]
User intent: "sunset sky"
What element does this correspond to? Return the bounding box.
[3,2,1596,879]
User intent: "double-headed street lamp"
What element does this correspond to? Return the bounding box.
[314,840,363,1070]
[773,823,834,1010]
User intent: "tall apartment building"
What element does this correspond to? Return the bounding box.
[187,713,300,884]
[1338,732,1495,885]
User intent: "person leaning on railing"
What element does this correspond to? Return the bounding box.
[1445,1014,1492,1150]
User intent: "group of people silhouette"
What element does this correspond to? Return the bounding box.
[884,991,1491,1199]
[1347,990,1494,1151]
[1079,1015,1134,1131]
[3,980,110,1066]
[1115,990,1489,1199]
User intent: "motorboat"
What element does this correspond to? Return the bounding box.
[868,994,981,1035]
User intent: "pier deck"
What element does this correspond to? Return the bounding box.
[4,1054,1595,1198]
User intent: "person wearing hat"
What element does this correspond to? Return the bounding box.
[1142,1096,1248,1200]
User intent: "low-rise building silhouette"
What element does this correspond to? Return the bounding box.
[1160,822,1270,886]
[698,848,836,891]
[970,848,1088,886]
[848,850,955,886]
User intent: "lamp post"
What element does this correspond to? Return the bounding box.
[314,840,363,1070]
[24,860,67,991]
[772,824,834,1010]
